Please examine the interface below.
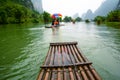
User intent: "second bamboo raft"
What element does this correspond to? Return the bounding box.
[37,42,101,80]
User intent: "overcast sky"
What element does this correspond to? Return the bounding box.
[42,0,104,17]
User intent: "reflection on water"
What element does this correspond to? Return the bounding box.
[0,22,120,80]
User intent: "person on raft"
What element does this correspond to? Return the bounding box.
[51,19,59,28]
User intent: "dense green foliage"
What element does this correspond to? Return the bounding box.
[0,0,34,10]
[85,19,90,23]
[0,3,41,24]
[0,1,45,24]
[75,17,82,22]
[43,11,52,24]
[94,16,106,22]
[94,10,120,23]
[106,10,120,22]
[94,16,106,24]
[63,16,82,22]
[63,16,72,22]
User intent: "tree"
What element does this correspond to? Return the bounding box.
[43,11,52,24]
[0,9,8,24]
[94,16,106,24]
[75,17,82,22]
[85,19,90,23]
[107,10,120,22]
[63,16,72,22]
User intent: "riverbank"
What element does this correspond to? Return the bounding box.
[105,22,120,28]
[95,21,120,28]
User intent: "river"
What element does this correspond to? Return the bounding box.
[0,22,120,80]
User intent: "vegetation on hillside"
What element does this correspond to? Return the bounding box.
[94,10,120,25]
[0,1,52,24]
[0,3,42,24]
[106,10,120,22]
[0,0,34,10]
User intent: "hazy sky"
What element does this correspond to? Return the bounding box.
[42,0,104,17]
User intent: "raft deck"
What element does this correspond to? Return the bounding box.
[37,42,101,80]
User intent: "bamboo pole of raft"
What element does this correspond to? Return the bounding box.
[67,45,82,80]
[66,45,78,80]
[68,45,83,80]
[64,45,76,80]
[71,44,88,80]
[51,69,56,80]
[51,46,57,80]
[45,47,52,65]
[61,46,67,80]
[44,46,54,80]
[50,42,77,46]
[73,44,102,80]
[68,45,84,80]
[70,45,95,80]
[37,69,44,80]
[45,45,56,80]
[66,45,88,80]
[37,46,52,80]
[74,44,101,79]
[62,46,73,80]
[57,45,62,80]
[73,44,95,80]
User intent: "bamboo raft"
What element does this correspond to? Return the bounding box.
[37,42,101,80]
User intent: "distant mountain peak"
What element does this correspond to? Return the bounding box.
[116,0,120,10]
[94,0,119,17]
[82,0,120,20]
[82,9,93,20]
[72,13,79,19]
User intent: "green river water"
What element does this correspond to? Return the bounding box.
[0,22,120,80]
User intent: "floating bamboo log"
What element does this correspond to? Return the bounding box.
[37,42,102,80]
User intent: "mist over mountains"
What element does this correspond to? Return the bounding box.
[82,0,120,20]
[31,0,43,13]
[73,13,79,19]
[82,9,94,20]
